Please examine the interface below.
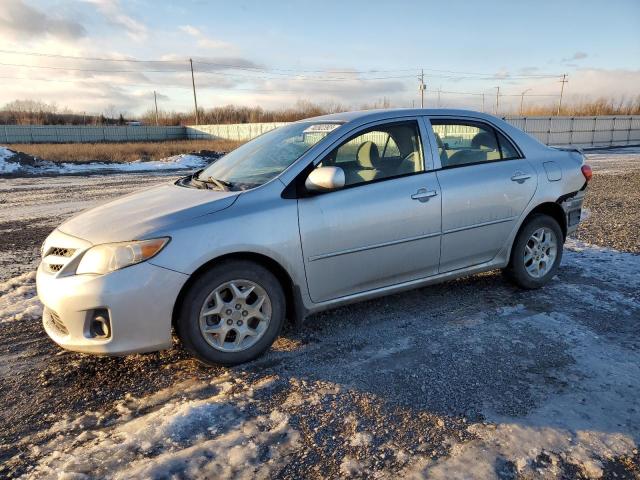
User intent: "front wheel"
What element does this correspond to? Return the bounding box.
[504,214,564,289]
[176,260,286,366]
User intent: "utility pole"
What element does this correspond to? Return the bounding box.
[437,87,441,107]
[520,88,532,116]
[481,93,485,113]
[495,86,500,115]
[417,69,425,108]
[153,90,159,126]
[557,74,568,116]
[189,58,200,125]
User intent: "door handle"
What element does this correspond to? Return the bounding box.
[411,188,438,202]
[511,172,531,183]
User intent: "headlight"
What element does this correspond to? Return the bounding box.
[76,238,170,275]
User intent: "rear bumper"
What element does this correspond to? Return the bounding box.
[36,261,189,355]
[560,189,586,236]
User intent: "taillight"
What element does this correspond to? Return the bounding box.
[581,164,592,182]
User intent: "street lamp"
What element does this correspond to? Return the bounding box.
[520,88,532,116]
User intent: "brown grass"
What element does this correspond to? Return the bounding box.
[6,140,243,163]
[518,96,640,116]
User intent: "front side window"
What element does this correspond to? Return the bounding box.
[320,121,424,187]
[196,122,341,190]
[431,120,521,168]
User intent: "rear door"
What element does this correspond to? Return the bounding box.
[298,118,442,303]
[429,118,537,272]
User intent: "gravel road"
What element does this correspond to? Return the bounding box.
[574,147,640,253]
[0,149,638,479]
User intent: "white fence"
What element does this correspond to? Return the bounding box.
[1,125,185,143]
[2,116,639,148]
[185,123,288,141]
[504,116,640,148]
[187,116,640,149]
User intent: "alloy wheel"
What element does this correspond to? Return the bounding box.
[198,279,272,352]
[523,227,558,278]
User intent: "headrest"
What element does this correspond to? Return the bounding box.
[471,131,498,150]
[356,141,380,169]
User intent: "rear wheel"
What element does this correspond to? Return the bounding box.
[176,260,285,366]
[504,214,563,289]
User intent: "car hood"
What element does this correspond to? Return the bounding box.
[58,182,239,244]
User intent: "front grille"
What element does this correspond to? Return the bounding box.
[44,308,69,336]
[48,264,63,273]
[46,247,76,258]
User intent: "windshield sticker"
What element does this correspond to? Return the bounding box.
[303,124,341,134]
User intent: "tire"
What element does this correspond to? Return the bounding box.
[176,260,286,366]
[504,214,564,289]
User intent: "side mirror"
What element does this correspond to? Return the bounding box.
[305,166,345,192]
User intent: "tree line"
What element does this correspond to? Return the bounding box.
[1,97,639,126]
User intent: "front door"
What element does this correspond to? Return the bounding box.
[297,120,442,303]
[430,119,537,272]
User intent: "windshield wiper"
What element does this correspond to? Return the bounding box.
[197,175,234,191]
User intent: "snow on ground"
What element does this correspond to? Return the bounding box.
[0,148,208,175]
[564,238,640,289]
[0,147,20,174]
[0,271,41,323]
[22,376,300,479]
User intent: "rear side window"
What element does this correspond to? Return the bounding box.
[431,120,521,168]
[496,131,520,159]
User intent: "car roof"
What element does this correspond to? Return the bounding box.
[304,108,504,124]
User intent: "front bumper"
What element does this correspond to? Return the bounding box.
[36,261,189,355]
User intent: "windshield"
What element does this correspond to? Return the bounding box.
[196,122,342,190]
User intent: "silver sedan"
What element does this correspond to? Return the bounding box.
[37,109,591,365]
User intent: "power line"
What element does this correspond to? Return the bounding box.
[0,49,178,63]
[0,74,191,89]
[0,49,565,78]
[0,74,405,94]
[425,88,559,98]
[0,49,419,74]
[0,61,417,81]
[0,73,565,99]
[0,61,185,73]
[0,61,547,83]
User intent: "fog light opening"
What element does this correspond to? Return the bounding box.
[90,309,111,339]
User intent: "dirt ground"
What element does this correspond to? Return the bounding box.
[0,148,638,479]
[574,147,640,253]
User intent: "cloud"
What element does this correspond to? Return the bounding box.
[0,0,86,41]
[83,0,148,41]
[179,25,200,36]
[562,51,588,62]
[179,24,232,50]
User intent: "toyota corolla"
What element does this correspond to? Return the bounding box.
[36,109,591,365]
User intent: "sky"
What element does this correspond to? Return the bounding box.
[0,0,638,116]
